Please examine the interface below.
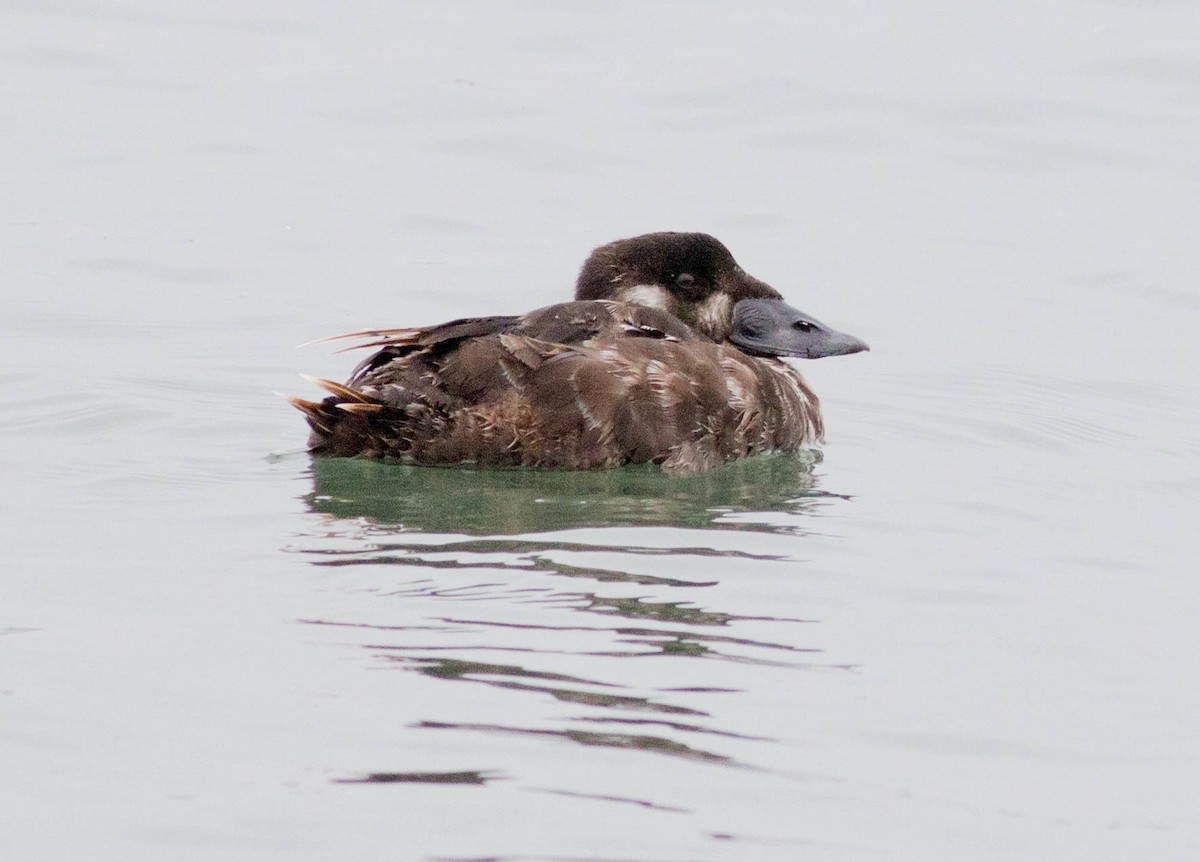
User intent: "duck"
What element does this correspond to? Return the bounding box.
[289,232,868,472]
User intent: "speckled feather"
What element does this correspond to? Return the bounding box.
[294,300,821,471]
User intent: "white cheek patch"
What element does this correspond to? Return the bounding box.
[696,292,733,335]
[617,284,672,311]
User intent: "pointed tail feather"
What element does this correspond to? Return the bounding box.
[298,374,373,403]
[334,402,384,415]
[296,328,424,349]
[281,378,395,455]
[278,393,334,434]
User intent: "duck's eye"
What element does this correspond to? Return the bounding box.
[673,272,705,298]
[794,320,816,332]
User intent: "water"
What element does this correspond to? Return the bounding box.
[4,2,1198,859]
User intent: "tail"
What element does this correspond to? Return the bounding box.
[282,376,390,457]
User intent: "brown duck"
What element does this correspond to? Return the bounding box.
[289,232,868,472]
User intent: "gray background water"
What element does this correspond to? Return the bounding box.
[4,2,1198,860]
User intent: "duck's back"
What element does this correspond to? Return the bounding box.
[293,300,823,472]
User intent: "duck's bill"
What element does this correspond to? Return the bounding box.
[729,298,869,359]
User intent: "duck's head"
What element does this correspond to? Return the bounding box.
[575,232,869,359]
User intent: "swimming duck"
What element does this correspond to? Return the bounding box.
[290,232,867,472]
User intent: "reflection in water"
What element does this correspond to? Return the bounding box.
[294,453,847,799]
[335,770,497,785]
[398,655,710,717]
[416,721,737,766]
[305,617,822,664]
[305,450,829,535]
[530,787,690,813]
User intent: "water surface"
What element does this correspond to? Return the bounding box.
[3,2,1198,860]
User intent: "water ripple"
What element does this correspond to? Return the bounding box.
[335,770,499,785]
[530,787,690,813]
[850,365,1194,453]
[287,451,849,801]
[416,721,740,767]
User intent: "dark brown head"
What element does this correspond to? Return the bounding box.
[575,232,869,359]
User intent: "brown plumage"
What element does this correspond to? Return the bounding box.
[290,232,868,472]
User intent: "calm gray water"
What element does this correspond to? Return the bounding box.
[4,2,1198,860]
